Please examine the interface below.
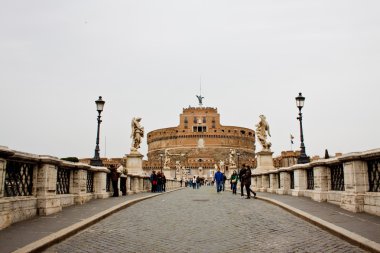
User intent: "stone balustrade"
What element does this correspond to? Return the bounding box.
[0,146,180,230]
[252,148,380,216]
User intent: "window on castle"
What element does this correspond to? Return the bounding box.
[193,117,197,123]
[184,117,188,129]
[203,117,206,123]
[193,126,207,132]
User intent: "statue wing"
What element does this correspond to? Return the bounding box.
[130,118,135,138]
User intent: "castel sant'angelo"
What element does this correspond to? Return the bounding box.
[143,96,256,180]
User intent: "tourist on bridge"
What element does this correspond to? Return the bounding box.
[230,170,238,195]
[157,172,163,192]
[222,173,227,191]
[243,167,256,199]
[162,174,166,192]
[239,164,248,197]
[150,171,157,192]
[110,165,120,197]
[213,166,224,193]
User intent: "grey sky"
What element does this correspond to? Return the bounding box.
[1,0,379,160]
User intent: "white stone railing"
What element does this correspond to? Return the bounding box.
[252,148,380,216]
[0,146,181,230]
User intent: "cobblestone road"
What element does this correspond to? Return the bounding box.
[44,187,368,253]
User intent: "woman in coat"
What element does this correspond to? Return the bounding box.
[230,170,238,194]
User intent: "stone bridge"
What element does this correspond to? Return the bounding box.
[0,146,379,252]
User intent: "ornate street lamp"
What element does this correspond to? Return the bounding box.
[90,96,105,166]
[295,92,310,164]
[237,152,241,174]
[160,154,163,173]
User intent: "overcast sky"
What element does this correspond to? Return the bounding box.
[1,0,379,160]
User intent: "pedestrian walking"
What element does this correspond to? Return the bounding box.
[157,172,163,192]
[213,166,224,193]
[150,171,158,192]
[162,174,166,192]
[110,165,120,197]
[244,167,256,199]
[192,176,197,189]
[222,173,227,191]
[230,170,238,194]
[239,164,247,197]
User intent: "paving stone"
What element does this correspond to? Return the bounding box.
[44,187,368,253]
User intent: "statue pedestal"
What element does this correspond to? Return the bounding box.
[255,151,274,173]
[125,151,144,175]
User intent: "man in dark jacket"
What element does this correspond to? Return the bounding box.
[162,174,166,192]
[244,167,256,199]
[222,173,227,191]
[110,166,120,197]
[239,164,247,197]
[150,171,157,192]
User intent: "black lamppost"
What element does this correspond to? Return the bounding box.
[295,92,310,164]
[90,96,105,166]
[160,154,163,173]
[237,152,241,174]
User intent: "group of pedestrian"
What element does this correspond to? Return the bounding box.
[191,176,201,189]
[213,164,256,199]
[150,171,166,193]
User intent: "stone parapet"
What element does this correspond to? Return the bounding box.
[0,146,182,230]
[0,196,37,229]
[251,148,380,216]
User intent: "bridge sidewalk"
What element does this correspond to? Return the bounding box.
[255,192,380,252]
